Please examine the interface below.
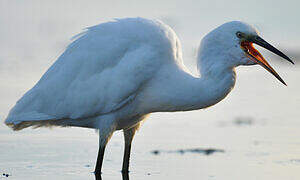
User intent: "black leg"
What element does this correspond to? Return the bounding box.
[121,124,139,173]
[122,142,132,173]
[94,171,102,180]
[94,125,115,175]
[122,171,130,180]
[95,145,106,175]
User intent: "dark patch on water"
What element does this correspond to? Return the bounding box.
[233,117,254,126]
[218,116,267,127]
[275,159,300,165]
[151,148,225,156]
[1,173,10,178]
[290,159,300,164]
[152,150,160,155]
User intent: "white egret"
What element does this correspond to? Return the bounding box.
[4,18,293,174]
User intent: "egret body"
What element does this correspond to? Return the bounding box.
[4,18,293,174]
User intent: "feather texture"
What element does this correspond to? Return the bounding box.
[5,17,182,128]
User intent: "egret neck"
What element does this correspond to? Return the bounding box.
[150,54,236,113]
[195,54,237,110]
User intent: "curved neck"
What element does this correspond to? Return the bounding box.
[172,66,236,111]
[196,65,236,110]
[183,49,237,110]
[151,56,236,113]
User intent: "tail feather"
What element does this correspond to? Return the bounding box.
[5,118,97,131]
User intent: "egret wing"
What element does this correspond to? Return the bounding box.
[5,18,178,126]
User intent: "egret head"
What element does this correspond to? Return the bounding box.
[199,21,293,85]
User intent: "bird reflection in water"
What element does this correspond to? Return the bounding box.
[95,172,130,180]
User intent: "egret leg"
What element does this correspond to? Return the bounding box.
[95,144,106,175]
[122,123,140,173]
[95,126,114,175]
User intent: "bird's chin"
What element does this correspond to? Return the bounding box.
[245,60,257,66]
[242,57,257,66]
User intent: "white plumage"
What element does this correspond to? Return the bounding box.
[4,17,292,173]
[5,18,183,128]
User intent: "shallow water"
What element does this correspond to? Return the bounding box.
[1,114,300,180]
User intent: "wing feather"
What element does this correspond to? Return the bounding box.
[5,17,182,126]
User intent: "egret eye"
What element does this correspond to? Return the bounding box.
[236,32,243,38]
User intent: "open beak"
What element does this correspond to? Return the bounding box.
[241,36,293,86]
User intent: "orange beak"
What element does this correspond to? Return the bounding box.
[241,36,293,85]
